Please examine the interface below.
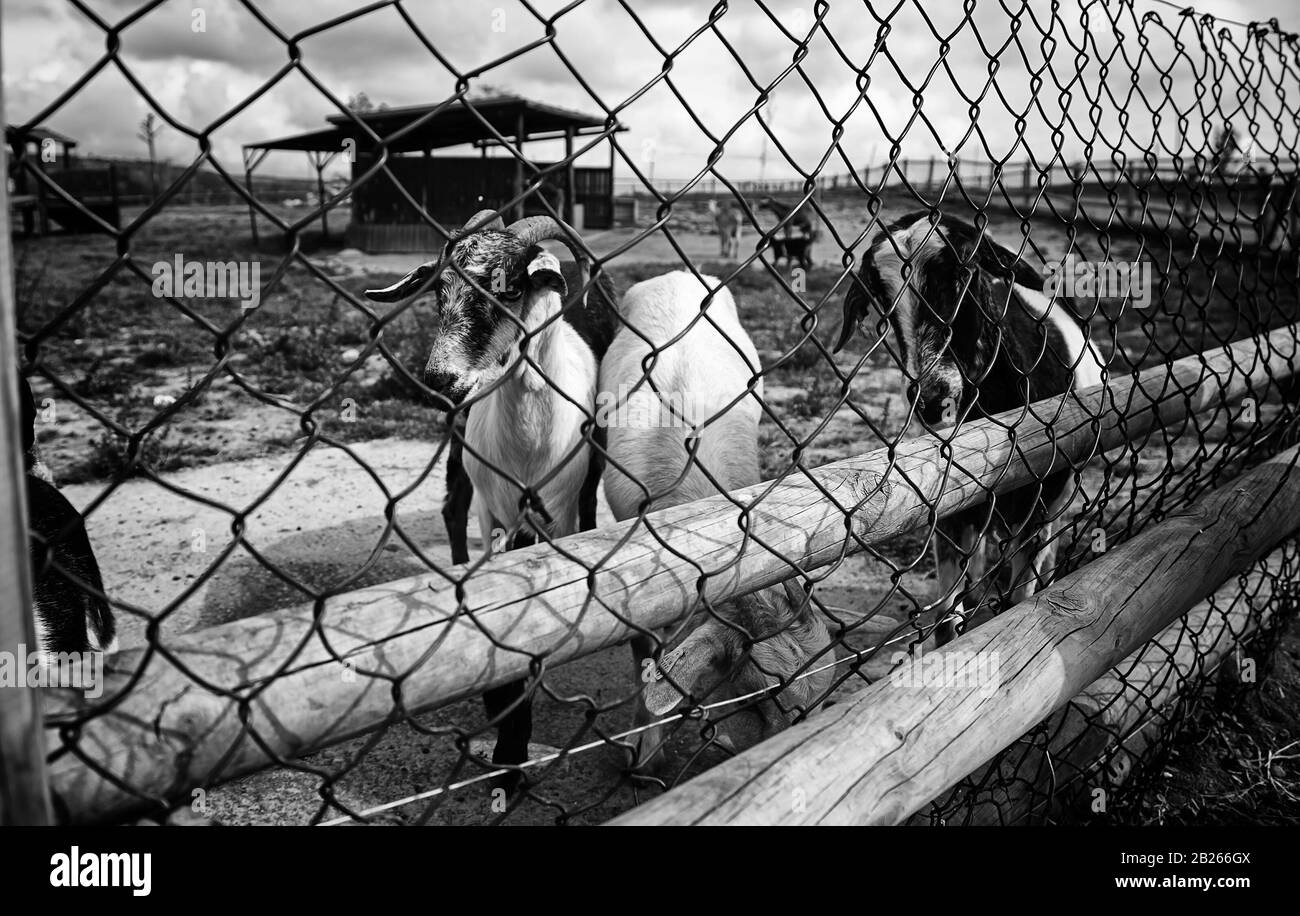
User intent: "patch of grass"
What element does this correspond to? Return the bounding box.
[1133,614,1300,825]
[62,423,223,484]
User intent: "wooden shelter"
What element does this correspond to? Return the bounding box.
[243,95,624,252]
[6,125,121,236]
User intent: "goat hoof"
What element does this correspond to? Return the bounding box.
[488,769,528,799]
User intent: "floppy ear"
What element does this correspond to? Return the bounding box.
[782,578,810,617]
[365,261,438,303]
[641,625,729,717]
[525,247,567,297]
[965,233,1043,290]
[834,271,872,353]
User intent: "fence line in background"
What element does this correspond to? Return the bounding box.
[44,322,1299,823]
[610,446,1300,826]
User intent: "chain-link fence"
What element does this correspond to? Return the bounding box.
[4,0,1300,826]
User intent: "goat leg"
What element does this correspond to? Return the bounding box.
[482,680,533,796]
[443,413,474,566]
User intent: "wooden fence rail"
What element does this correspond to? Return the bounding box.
[609,447,1300,825]
[43,323,1299,822]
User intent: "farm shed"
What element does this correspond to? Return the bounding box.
[243,95,623,252]
[5,125,120,236]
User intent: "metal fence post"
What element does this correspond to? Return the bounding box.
[0,24,54,826]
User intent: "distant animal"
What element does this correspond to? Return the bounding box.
[20,374,117,654]
[759,196,817,268]
[366,210,618,791]
[835,212,1105,644]
[759,196,817,237]
[769,233,812,270]
[709,199,744,259]
[601,270,832,764]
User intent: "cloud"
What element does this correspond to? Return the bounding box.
[2,0,1294,186]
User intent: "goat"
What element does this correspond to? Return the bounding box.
[835,212,1105,643]
[769,234,812,271]
[708,199,744,259]
[601,270,833,764]
[20,373,117,654]
[759,196,816,269]
[366,210,617,791]
[759,196,816,238]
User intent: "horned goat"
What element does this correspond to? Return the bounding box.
[366,210,618,790]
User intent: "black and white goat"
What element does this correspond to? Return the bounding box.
[602,271,832,762]
[759,196,816,269]
[835,212,1105,643]
[19,374,117,654]
[366,211,617,788]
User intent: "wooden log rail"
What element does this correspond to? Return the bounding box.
[608,446,1300,825]
[918,553,1290,826]
[46,323,1299,822]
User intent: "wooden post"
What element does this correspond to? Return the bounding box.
[422,148,431,213]
[243,147,259,248]
[513,111,526,223]
[40,323,1300,823]
[0,32,54,824]
[108,163,120,230]
[564,126,575,225]
[36,171,49,236]
[610,446,1300,825]
[946,554,1289,825]
[608,130,616,224]
[312,152,329,240]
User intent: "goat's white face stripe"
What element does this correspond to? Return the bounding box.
[869,226,946,384]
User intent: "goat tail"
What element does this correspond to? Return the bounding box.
[86,594,118,655]
[82,549,117,654]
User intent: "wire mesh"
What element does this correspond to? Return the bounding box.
[7,0,1300,825]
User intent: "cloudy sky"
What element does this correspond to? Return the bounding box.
[4,0,1296,184]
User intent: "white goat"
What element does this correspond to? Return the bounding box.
[366,211,617,788]
[601,271,833,763]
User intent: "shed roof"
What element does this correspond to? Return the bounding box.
[245,95,618,154]
[6,125,79,148]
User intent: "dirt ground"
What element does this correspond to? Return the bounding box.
[15,200,1300,825]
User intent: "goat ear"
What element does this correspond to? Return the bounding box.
[525,248,567,296]
[365,261,438,303]
[782,578,810,616]
[642,625,727,716]
[834,271,871,353]
[965,234,1043,290]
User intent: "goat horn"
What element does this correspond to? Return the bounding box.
[463,208,505,233]
[365,209,506,302]
[506,214,593,309]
